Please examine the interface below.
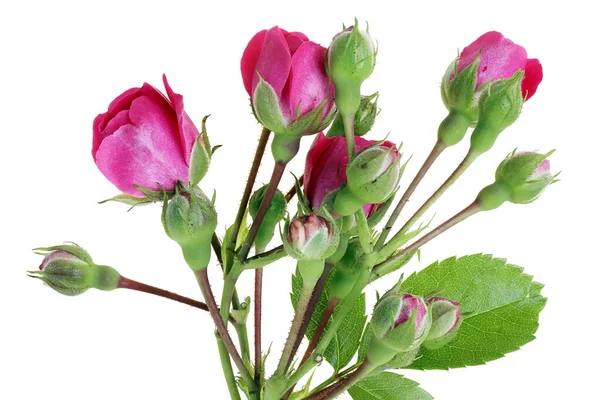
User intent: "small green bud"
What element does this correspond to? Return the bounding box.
[327,93,379,137]
[327,22,376,117]
[162,187,217,270]
[283,212,339,261]
[422,297,462,350]
[334,142,401,216]
[29,244,120,296]
[470,70,525,154]
[440,57,480,123]
[496,151,555,204]
[249,184,286,250]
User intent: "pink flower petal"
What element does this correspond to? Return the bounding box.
[289,41,335,118]
[458,31,527,89]
[522,58,543,101]
[241,29,267,96]
[162,74,200,165]
[253,26,292,95]
[284,32,308,55]
[94,96,188,196]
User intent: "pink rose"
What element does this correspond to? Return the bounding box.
[303,133,396,216]
[240,27,335,135]
[457,31,543,100]
[92,75,200,197]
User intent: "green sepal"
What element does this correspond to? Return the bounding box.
[33,242,94,264]
[441,55,480,122]
[98,193,154,208]
[286,98,335,137]
[252,76,288,133]
[189,115,213,187]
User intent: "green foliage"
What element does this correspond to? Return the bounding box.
[348,372,433,400]
[399,254,546,369]
[291,267,366,372]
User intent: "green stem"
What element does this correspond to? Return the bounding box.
[238,161,288,262]
[381,148,479,256]
[283,268,371,394]
[299,296,339,366]
[375,140,447,250]
[343,113,356,158]
[212,233,251,367]
[275,270,321,376]
[244,245,286,270]
[226,127,271,273]
[194,269,257,396]
[254,245,265,383]
[220,263,244,328]
[306,361,373,400]
[355,208,371,254]
[217,336,242,400]
[373,201,482,277]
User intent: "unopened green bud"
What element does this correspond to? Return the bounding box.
[327,93,379,137]
[470,70,525,154]
[422,297,462,350]
[162,187,217,270]
[334,142,401,216]
[496,151,555,204]
[29,244,120,296]
[327,22,376,117]
[249,185,286,250]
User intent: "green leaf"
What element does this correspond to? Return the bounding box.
[291,267,366,372]
[357,323,372,362]
[348,372,433,400]
[399,254,546,370]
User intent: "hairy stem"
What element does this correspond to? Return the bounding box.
[299,297,339,366]
[254,245,265,383]
[373,201,482,277]
[381,148,479,255]
[238,161,288,262]
[375,140,447,249]
[217,337,242,400]
[305,361,372,400]
[194,269,257,396]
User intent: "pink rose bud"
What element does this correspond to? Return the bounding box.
[334,141,402,216]
[284,213,339,261]
[241,27,336,141]
[439,31,543,147]
[477,150,555,210]
[29,244,121,296]
[304,133,388,218]
[423,297,461,350]
[367,293,431,366]
[93,75,204,197]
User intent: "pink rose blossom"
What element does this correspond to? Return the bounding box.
[241,27,335,132]
[457,31,543,100]
[93,75,200,197]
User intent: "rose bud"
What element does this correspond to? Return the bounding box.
[439,31,543,147]
[422,297,461,350]
[366,293,431,367]
[326,22,376,118]
[28,244,120,296]
[476,151,556,210]
[334,142,402,216]
[93,75,209,198]
[249,185,286,250]
[283,213,339,262]
[241,27,336,162]
[162,186,218,270]
[327,92,379,137]
[304,133,391,219]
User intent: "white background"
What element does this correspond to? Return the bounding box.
[1,1,597,399]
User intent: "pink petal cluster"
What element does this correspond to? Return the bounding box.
[241,27,335,126]
[395,294,428,335]
[39,250,76,271]
[93,75,200,197]
[457,31,543,100]
[288,213,329,248]
[304,133,397,216]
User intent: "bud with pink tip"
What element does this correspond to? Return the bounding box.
[283,213,339,262]
[366,293,431,367]
[422,297,461,349]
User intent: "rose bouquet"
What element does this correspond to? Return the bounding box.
[30,21,554,399]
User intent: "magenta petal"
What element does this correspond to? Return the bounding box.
[285,32,308,55]
[95,96,189,196]
[241,30,267,96]
[253,27,292,95]
[289,42,335,118]
[522,58,543,101]
[162,75,200,164]
[459,31,527,88]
